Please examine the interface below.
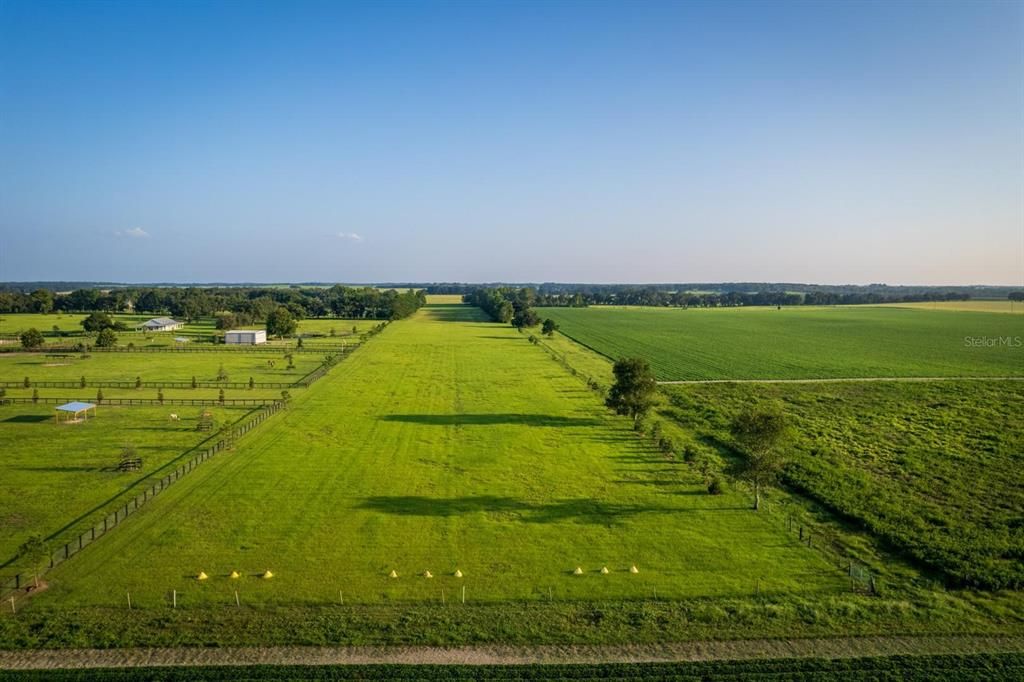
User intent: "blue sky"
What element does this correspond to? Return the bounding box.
[1,0,1021,285]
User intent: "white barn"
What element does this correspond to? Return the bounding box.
[138,317,183,332]
[225,329,267,345]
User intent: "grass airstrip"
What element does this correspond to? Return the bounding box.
[26,304,842,608]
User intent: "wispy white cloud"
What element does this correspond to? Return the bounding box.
[337,232,363,242]
[115,227,150,238]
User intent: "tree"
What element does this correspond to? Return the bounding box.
[729,406,790,511]
[266,306,297,338]
[17,534,49,588]
[511,307,540,330]
[1008,292,1024,301]
[542,318,559,337]
[605,357,657,424]
[80,312,116,332]
[19,328,44,349]
[31,289,54,314]
[95,328,118,347]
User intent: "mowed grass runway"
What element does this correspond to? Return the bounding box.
[538,306,1024,381]
[34,304,841,608]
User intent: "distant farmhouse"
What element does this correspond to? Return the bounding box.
[225,329,267,345]
[138,317,183,332]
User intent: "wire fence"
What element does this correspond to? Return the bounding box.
[0,400,288,601]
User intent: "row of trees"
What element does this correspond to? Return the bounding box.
[533,288,981,308]
[0,286,427,321]
[605,356,787,511]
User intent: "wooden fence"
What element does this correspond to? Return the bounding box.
[0,400,287,600]
[0,397,280,407]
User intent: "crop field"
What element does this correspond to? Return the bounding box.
[25,304,842,610]
[661,380,1024,589]
[537,306,1024,381]
[0,352,323,385]
[0,403,256,565]
[878,300,1024,314]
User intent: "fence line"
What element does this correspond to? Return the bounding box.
[0,397,279,407]
[0,345,353,355]
[0,400,288,601]
[0,380,295,390]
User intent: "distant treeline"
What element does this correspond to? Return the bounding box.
[0,286,426,321]
[532,289,977,308]
[391,281,1023,300]
[462,286,986,310]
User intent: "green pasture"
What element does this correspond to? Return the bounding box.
[0,351,324,385]
[0,403,256,567]
[32,304,842,608]
[661,380,1024,589]
[538,306,1024,380]
[878,300,1024,314]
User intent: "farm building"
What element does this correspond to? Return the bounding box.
[225,329,267,345]
[138,317,183,332]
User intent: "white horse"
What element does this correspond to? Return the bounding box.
[169,413,179,421]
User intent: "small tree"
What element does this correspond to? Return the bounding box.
[157,388,164,404]
[218,388,225,404]
[267,306,297,338]
[284,353,295,370]
[216,364,229,382]
[80,376,87,389]
[542,318,559,337]
[17,534,49,588]
[296,337,304,348]
[32,388,39,403]
[96,388,104,403]
[605,357,657,424]
[729,406,790,511]
[249,376,255,390]
[23,376,30,388]
[191,375,198,389]
[135,376,142,389]
[19,328,44,350]
[95,328,118,347]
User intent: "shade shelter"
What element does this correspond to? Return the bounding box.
[55,401,96,424]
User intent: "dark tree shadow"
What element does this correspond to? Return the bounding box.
[3,415,52,423]
[357,495,687,524]
[380,413,601,427]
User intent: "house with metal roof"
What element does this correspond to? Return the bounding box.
[138,317,183,332]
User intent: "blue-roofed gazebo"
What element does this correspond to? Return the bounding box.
[55,401,96,424]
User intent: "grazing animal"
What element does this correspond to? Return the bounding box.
[169,413,179,421]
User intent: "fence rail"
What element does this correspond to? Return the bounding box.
[0,380,296,390]
[0,400,288,600]
[0,344,353,355]
[0,397,281,407]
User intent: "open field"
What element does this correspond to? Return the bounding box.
[25,304,842,611]
[878,300,1024,314]
[0,352,324,385]
[538,306,1024,381]
[0,314,380,350]
[0,403,257,565]
[662,380,1024,589]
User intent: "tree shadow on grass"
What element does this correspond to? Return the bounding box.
[2,415,52,423]
[380,413,601,427]
[357,495,687,524]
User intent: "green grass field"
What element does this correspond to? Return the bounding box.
[661,380,1024,589]
[537,306,1024,381]
[0,352,323,385]
[879,300,1024,314]
[0,404,256,565]
[29,304,842,609]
